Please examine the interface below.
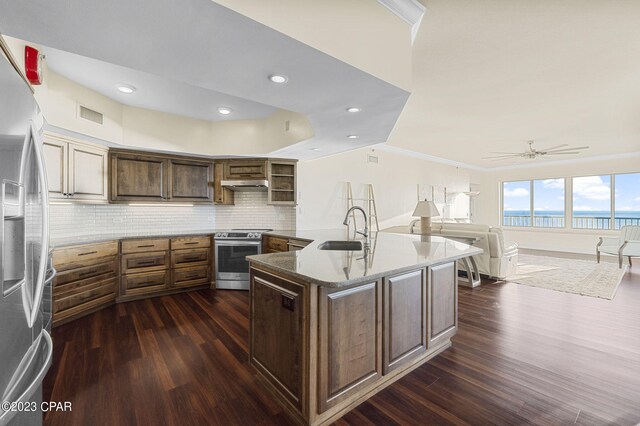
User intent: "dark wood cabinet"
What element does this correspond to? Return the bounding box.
[214,161,234,205]
[263,235,289,253]
[249,258,463,425]
[170,236,212,288]
[110,150,213,204]
[318,281,382,412]
[110,152,169,202]
[250,269,306,410]
[224,159,267,179]
[169,158,213,202]
[383,269,427,373]
[120,238,171,298]
[267,160,297,205]
[429,261,457,347]
[51,241,119,327]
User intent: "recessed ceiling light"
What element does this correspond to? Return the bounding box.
[269,74,288,84]
[347,135,358,139]
[217,107,233,115]
[117,84,136,94]
[346,107,361,113]
[311,148,321,151]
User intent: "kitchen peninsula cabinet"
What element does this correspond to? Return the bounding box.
[43,132,109,203]
[109,150,213,203]
[247,232,479,426]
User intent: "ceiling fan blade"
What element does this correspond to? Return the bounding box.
[538,144,568,152]
[482,155,520,160]
[545,146,589,152]
[488,151,521,155]
[544,151,582,155]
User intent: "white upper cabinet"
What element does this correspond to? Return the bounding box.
[42,132,108,203]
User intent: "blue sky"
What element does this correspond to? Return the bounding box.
[503,173,640,212]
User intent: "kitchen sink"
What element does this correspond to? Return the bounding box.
[317,240,363,251]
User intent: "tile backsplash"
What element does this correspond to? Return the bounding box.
[214,192,296,230]
[49,191,295,242]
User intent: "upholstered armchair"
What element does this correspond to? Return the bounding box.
[596,225,640,268]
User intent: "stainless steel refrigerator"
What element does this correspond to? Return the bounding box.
[0,40,55,426]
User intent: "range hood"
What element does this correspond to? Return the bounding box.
[221,179,269,192]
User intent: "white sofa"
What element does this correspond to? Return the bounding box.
[428,223,519,279]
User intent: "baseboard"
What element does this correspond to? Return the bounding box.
[519,248,618,263]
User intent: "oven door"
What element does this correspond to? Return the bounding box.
[215,240,261,281]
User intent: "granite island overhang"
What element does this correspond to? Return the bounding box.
[247,231,483,426]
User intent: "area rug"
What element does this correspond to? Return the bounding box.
[504,254,628,299]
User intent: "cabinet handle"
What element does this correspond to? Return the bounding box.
[137,244,155,248]
[78,251,98,256]
[183,257,201,261]
[139,281,157,286]
[184,242,199,245]
[136,260,157,266]
[78,269,98,277]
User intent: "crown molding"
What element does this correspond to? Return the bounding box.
[372,143,486,171]
[373,143,640,173]
[376,0,426,44]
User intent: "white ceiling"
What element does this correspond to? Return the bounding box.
[388,0,640,168]
[0,0,409,159]
[43,46,278,121]
[3,0,635,168]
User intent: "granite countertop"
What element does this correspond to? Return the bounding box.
[50,230,218,248]
[248,230,483,288]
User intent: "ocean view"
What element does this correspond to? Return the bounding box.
[503,210,640,228]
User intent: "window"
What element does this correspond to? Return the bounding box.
[503,181,530,227]
[572,175,611,229]
[533,178,565,227]
[614,173,640,229]
[502,179,565,228]
[503,173,639,230]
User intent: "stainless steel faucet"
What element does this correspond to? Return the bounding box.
[343,206,370,247]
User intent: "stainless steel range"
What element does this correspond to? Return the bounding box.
[214,229,271,290]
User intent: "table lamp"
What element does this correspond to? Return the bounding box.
[412,200,440,234]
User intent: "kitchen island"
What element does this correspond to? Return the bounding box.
[247,231,482,426]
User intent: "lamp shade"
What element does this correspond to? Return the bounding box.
[412,200,440,218]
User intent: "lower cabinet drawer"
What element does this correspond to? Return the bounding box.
[122,271,170,295]
[54,259,117,287]
[264,236,288,252]
[53,277,117,324]
[121,251,169,274]
[173,266,210,287]
[171,248,210,268]
[53,241,118,272]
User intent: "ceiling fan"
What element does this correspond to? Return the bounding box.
[482,140,589,161]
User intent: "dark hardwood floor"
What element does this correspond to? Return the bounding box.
[44,265,640,426]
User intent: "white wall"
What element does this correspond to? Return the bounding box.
[297,147,480,230]
[478,155,640,254]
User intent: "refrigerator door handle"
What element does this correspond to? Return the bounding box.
[27,121,50,328]
[0,330,53,426]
